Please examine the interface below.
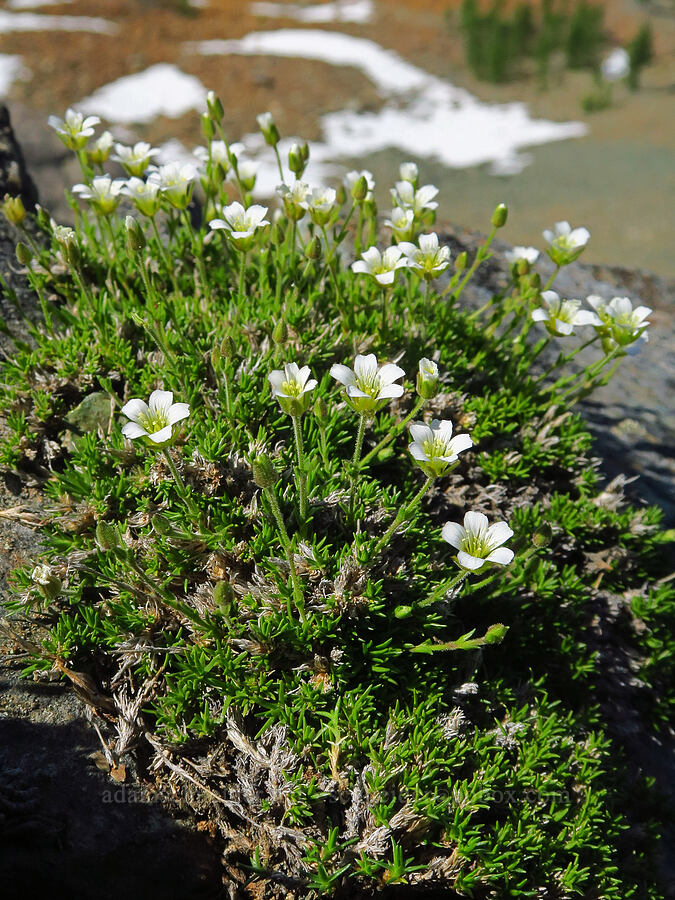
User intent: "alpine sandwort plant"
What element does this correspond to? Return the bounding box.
[1,94,672,899]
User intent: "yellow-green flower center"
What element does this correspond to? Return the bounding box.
[461,532,490,558]
[139,409,169,433]
[422,437,450,459]
[356,373,382,398]
[281,379,303,398]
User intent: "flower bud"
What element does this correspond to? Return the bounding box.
[351,175,368,202]
[206,91,224,122]
[271,220,286,245]
[257,112,280,147]
[252,454,277,489]
[491,202,508,228]
[272,320,288,345]
[482,623,509,645]
[532,522,553,548]
[416,357,440,400]
[516,257,530,277]
[288,142,309,177]
[201,112,215,140]
[313,396,328,424]
[336,184,347,207]
[125,215,146,253]
[32,564,62,601]
[2,193,26,226]
[96,521,122,551]
[152,514,177,537]
[455,251,468,272]
[304,235,322,260]
[394,604,413,619]
[16,242,33,266]
[213,579,235,610]
[529,272,541,291]
[36,205,51,230]
[220,335,236,359]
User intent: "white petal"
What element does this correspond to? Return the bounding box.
[432,419,454,440]
[486,521,514,549]
[354,354,378,380]
[149,390,174,413]
[409,422,433,444]
[486,547,514,566]
[377,383,404,399]
[167,403,190,425]
[147,425,173,444]
[330,364,356,387]
[209,219,228,231]
[397,241,417,257]
[541,290,559,306]
[587,294,606,312]
[573,310,601,326]
[302,379,318,394]
[375,271,396,285]
[268,370,286,391]
[346,386,370,399]
[122,421,147,440]
[296,365,311,387]
[120,398,148,422]
[449,433,473,455]
[555,319,574,336]
[377,363,405,386]
[464,511,488,534]
[457,550,485,571]
[409,443,429,462]
[361,247,381,267]
[532,309,549,322]
[352,261,369,275]
[555,221,571,236]
[441,521,465,549]
[633,306,652,322]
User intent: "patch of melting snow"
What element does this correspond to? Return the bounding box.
[0,54,29,97]
[250,0,373,23]
[8,0,74,9]
[0,11,116,34]
[187,29,586,175]
[77,64,207,125]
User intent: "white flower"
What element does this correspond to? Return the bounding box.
[390,181,439,215]
[384,207,415,242]
[532,291,600,337]
[344,169,374,202]
[398,233,451,279]
[268,363,317,416]
[601,47,630,82]
[409,419,473,477]
[417,357,439,399]
[504,245,540,266]
[121,177,162,217]
[148,163,196,210]
[88,131,113,165]
[112,141,159,177]
[209,201,269,251]
[72,175,125,216]
[351,245,408,286]
[257,111,279,146]
[277,180,309,221]
[121,390,189,446]
[194,140,232,172]
[330,353,405,415]
[305,187,338,226]
[543,221,590,266]
[399,161,418,185]
[442,511,514,571]
[53,224,76,247]
[48,108,100,151]
[587,295,651,355]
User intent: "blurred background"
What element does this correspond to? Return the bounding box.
[1,0,673,275]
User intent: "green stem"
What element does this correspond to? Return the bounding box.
[418,570,469,608]
[150,217,180,295]
[238,251,247,305]
[273,146,285,183]
[533,335,598,386]
[181,208,209,296]
[348,414,368,522]
[543,264,561,292]
[291,414,308,524]
[447,225,498,304]
[367,475,434,561]
[264,485,306,623]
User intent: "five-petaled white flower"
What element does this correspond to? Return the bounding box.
[148,163,196,210]
[305,187,338,227]
[72,175,125,216]
[543,221,590,266]
[277,181,309,221]
[209,201,270,251]
[352,246,408,286]
[330,353,405,415]
[409,419,473,478]
[112,141,159,177]
[48,108,100,151]
[398,233,451,280]
[385,207,415,242]
[268,363,318,416]
[121,391,190,446]
[442,511,514,571]
[390,181,439,216]
[121,177,162,217]
[587,295,652,355]
[504,245,540,266]
[532,291,600,337]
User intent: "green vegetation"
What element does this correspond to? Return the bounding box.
[1,100,673,897]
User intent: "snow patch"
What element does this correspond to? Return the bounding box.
[0,54,29,97]
[250,1,373,24]
[0,11,116,33]
[77,64,207,125]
